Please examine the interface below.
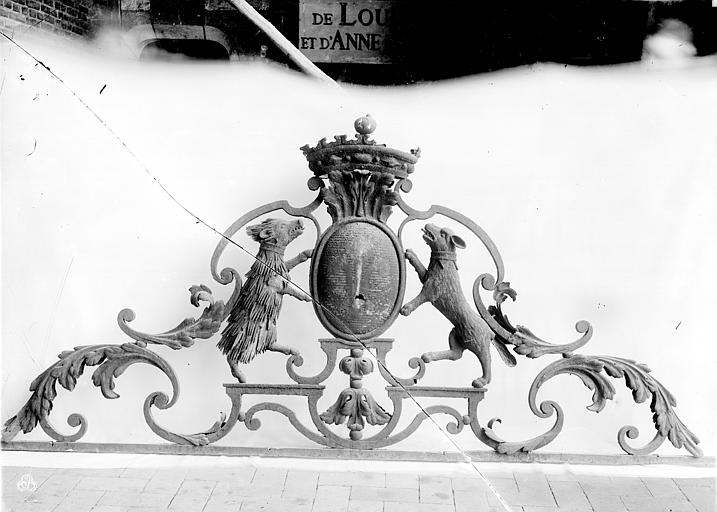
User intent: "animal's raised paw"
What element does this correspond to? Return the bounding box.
[471,378,487,389]
[421,353,432,363]
[400,305,411,316]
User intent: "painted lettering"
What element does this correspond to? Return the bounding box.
[374,8,388,26]
[357,9,373,26]
[299,0,393,63]
[311,12,333,25]
[339,2,356,26]
[369,33,382,51]
[339,5,390,28]
[322,31,384,52]
[330,29,346,50]
[357,33,371,50]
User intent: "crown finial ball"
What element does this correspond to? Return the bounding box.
[354,115,376,135]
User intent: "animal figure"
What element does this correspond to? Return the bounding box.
[400,223,516,387]
[218,218,312,382]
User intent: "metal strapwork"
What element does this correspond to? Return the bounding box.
[1,116,701,460]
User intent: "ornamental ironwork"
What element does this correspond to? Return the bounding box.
[1,116,701,457]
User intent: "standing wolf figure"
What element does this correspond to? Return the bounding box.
[400,223,516,387]
[218,218,312,382]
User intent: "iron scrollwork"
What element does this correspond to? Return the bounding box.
[2,116,701,458]
[3,343,177,443]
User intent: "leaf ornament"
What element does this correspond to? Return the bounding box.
[2,343,175,442]
[531,354,702,457]
[118,283,232,350]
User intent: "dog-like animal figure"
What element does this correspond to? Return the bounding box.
[400,223,516,387]
[218,218,312,382]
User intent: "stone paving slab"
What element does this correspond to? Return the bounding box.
[1,459,714,512]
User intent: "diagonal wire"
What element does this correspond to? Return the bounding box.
[1,31,513,512]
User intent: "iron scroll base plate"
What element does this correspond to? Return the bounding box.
[3,441,711,466]
[218,339,490,450]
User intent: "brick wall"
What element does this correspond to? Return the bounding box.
[0,0,94,36]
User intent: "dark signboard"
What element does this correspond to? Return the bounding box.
[299,0,392,64]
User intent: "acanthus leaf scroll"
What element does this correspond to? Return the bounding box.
[321,170,398,223]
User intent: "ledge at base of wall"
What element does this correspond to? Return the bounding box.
[2,441,713,467]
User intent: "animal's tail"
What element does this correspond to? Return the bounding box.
[491,337,517,367]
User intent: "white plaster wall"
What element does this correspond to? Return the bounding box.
[2,34,716,457]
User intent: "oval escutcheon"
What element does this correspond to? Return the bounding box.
[311,218,405,340]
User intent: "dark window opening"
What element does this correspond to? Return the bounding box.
[140,39,230,61]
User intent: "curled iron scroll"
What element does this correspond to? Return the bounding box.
[285,346,337,386]
[472,275,593,357]
[514,355,700,457]
[116,279,239,351]
[467,391,564,455]
[244,402,333,447]
[144,391,243,446]
[39,414,88,443]
[2,343,180,443]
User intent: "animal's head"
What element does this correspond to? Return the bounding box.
[246,218,304,248]
[422,223,466,253]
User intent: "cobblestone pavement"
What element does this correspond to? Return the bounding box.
[1,456,714,512]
